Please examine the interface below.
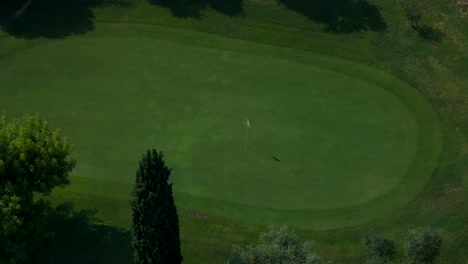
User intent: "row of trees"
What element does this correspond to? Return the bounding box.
[362,229,442,264]
[2,0,442,40]
[1,113,443,264]
[226,226,442,264]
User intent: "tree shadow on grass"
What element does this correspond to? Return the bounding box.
[148,0,243,19]
[416,25,444,42]
[30,202,133,264]
[276,0,387,33]
[400,1,444,42]
[0,0,133,39]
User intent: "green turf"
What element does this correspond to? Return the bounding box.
[0,24,441,227]
[1,0,466,262]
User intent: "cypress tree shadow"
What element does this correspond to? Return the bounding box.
[276,0,387,33]
[31,202,133,264]
[0,0,133,39]
[148,0,243,19]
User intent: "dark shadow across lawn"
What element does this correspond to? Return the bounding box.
[276,0,387,33]
[30,202,133,264]
[0,0,132,39]
[148,0,243,19]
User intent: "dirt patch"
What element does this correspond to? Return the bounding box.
[446,186,462,196]
[453,0,468,16]
[423,184,464,213]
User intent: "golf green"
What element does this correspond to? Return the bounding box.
[0,31,441,216]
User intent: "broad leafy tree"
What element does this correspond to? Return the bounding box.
[226,226,325,264]
[0,113,75,263]
[131,149,182,264]
[362,232,396,264]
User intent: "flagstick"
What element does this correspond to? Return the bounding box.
[245,125,248,149]
[245,118,249,149]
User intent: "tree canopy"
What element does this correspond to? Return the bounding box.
[403,227,442,264]
[131,149,182,264]
[0,113,75,263]
[362,231,396,264]
[226,226,325,264]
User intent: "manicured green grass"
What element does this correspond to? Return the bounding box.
[0,28,442,228]
[1,0,466,263]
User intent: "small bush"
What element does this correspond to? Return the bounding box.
[226,226,327,264]
[362,232,395,264]
[403,227,442,264]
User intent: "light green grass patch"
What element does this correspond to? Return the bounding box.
[0,25,442,228]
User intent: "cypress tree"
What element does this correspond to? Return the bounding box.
[131,149,182,264]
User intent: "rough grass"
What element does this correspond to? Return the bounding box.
[1,0,466,263]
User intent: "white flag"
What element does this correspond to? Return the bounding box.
[246,119,250,128]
